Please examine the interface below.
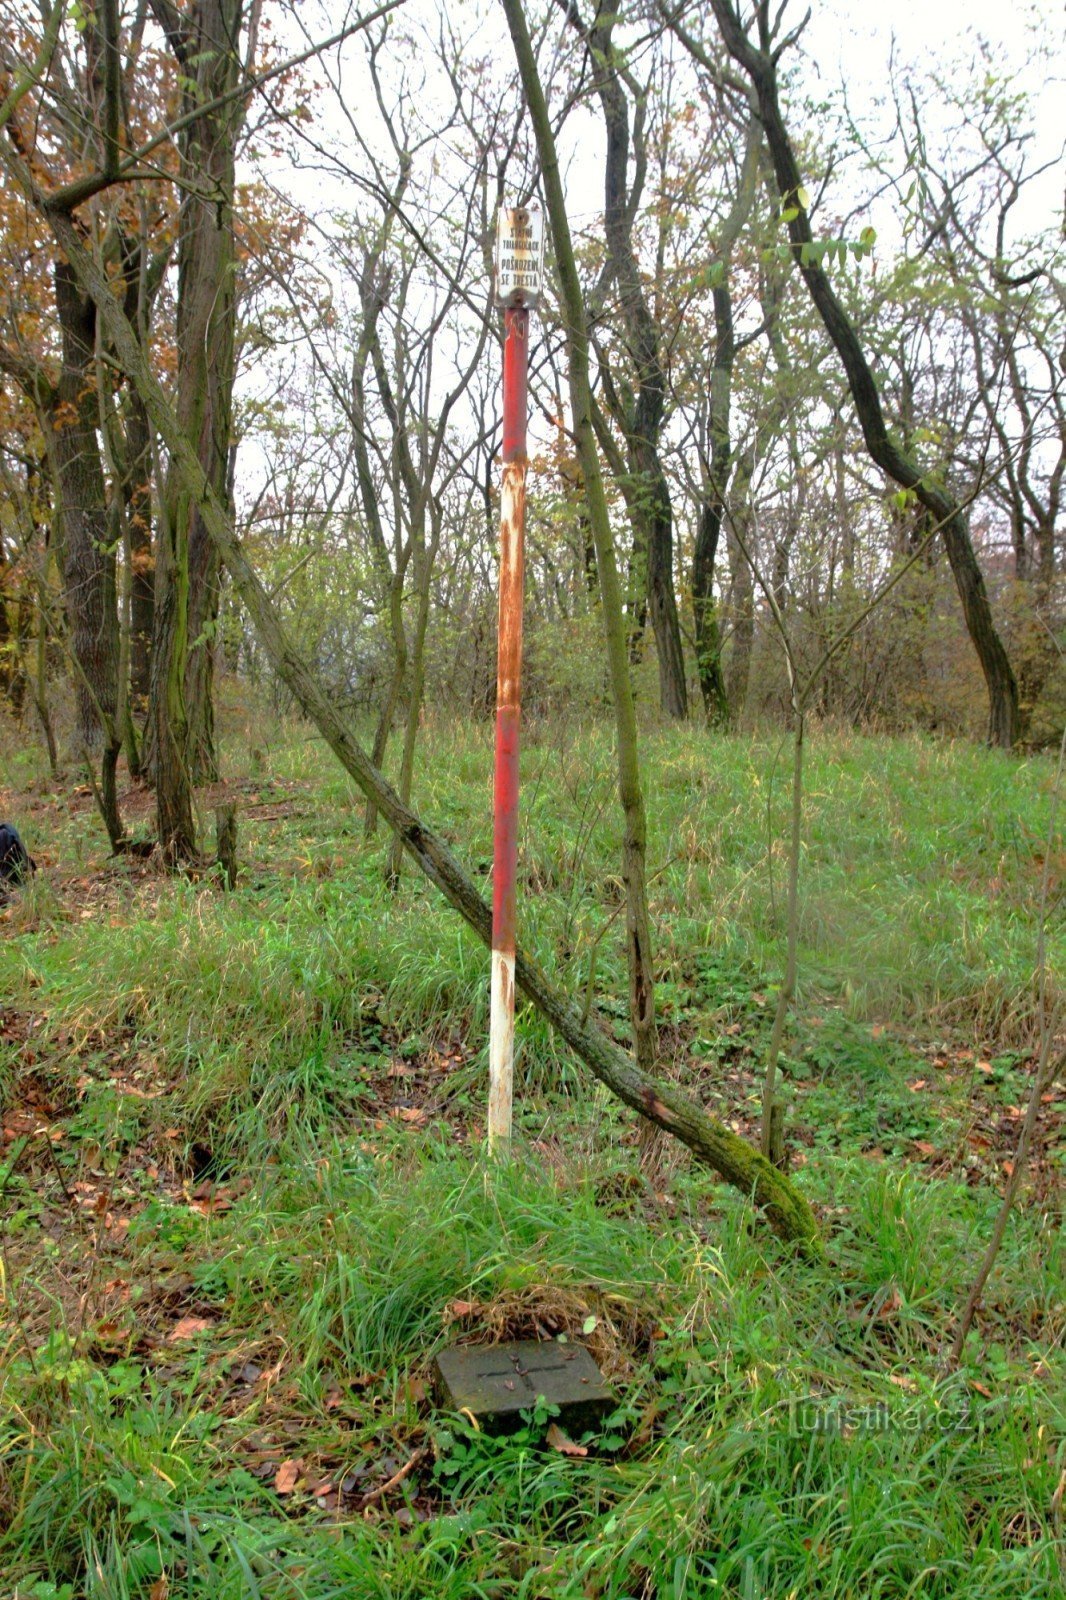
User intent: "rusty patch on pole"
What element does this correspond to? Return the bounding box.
[495,462,527,724]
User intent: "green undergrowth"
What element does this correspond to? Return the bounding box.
[5,720,1057,1044]
[1,1135,1062,1598]
[1,720,1063,1597]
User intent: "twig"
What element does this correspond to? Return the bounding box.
[360,1444,426,1507]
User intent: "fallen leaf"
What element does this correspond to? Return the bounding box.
[912,1140,937,1157]
[448,1299,480,1318]
[396,1106,427,1125]
[168,1315,215,1342]
[274,1458,302,1495]
[149,1579,169,1600]
[872,1286,902,1321]
[907,1079,928,1092]
[546,1422,588,1457]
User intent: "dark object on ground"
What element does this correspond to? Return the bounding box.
[433,1340,614,1436]
[0,822,36,893]
[215,803,238,890]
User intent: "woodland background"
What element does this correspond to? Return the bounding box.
[0,2,1063,1596]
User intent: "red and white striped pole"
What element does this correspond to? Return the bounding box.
[488,206,543,1153]
[488,306,528,1151]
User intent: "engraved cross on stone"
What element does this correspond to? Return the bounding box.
[433,1339,614,1436]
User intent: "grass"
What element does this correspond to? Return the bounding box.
[0,714,1063,1597]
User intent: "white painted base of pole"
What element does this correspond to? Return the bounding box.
[488,946,515,1153]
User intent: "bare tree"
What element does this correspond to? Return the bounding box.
[675,0,1022,747]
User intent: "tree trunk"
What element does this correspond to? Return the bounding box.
[638,429,688,718]
[386,505,441,889]
[693,115,760,724]
[702,0,1019,747]
[53,259,124,848]
[125,383,154,707]
[583,7,687,719]
[693,278,735,725]
[725,452,756,721]
[693,494,729,723]
[150,484,197,861]
[32,568,59,780]
[153,0,242,789]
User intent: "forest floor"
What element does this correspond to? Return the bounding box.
[0,716,1063,1599]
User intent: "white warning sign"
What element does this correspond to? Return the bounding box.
[495,206,545,309]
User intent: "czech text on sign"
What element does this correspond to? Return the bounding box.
[495,207,545,309]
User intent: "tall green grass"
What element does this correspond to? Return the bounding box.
[2,1137,1062,1597]
[1,720,1061,1598]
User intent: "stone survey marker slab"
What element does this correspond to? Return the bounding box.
[434,1340,614,1436]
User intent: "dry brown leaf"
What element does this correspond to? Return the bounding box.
[274,1458,302,1495]
[874,1287,903,1320]
[448,1299,480,1318]
[546,1422,588,1457]
[168,1315,215,1342]
[149,1579,169,1600]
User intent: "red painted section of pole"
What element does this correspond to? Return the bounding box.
[489,305,528,1148]
[493,306,528,953]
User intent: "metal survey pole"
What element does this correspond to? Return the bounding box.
[488,206,544,1153]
